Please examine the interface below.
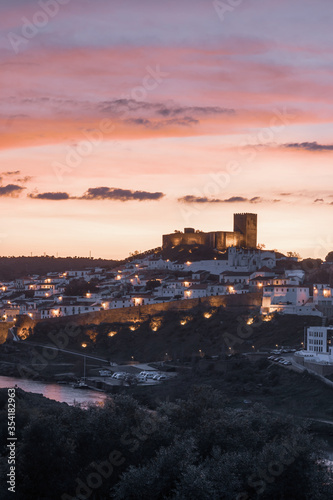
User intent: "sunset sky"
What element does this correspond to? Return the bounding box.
[1,0,333,259]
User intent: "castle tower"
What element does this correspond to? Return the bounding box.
[233,213,257,248]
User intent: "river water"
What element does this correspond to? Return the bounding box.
[0,375,109,406]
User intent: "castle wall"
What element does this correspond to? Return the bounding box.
[163,232,209,248]
[0,322,14,344]
[15,294,262,337]
[163,213,257,250]
[163,230,243,251]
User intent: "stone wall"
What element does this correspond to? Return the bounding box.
[163,214,258,250]
[15,293,261,335]
[294,354,333,377]
[304,360,333,377]
[162,231,210,248]
[0,322,15,344]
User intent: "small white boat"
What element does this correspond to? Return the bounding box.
[72,380,89,389]
[72,356,89,388]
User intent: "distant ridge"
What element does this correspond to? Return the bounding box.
[0,256,117,281]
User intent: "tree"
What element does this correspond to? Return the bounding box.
[146,280,160,291]
[286,251,300,259]
[64,278,97,296]
[301,258,323,273]
[325,251,333,262]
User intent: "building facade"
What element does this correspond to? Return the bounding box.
[294,326,333,376]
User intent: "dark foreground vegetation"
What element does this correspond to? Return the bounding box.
[0,387,332,500]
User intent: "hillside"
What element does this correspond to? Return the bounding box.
[13,305,321,364]
[0,256,117,281]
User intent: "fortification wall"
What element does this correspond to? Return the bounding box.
[15,293,261,335]
[163,213,258,250]
[0,322,15,344]
[304,361,333,377]
[163,232,209,248]
[214,231,241,250]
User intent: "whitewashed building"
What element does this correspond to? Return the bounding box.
[261,285,322,316]
[294,326,333,375]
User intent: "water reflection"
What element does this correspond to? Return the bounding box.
[0,376,108,406]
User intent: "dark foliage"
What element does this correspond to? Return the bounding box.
[0,387,331,500]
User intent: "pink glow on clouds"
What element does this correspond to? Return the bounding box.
[1,0,333,258]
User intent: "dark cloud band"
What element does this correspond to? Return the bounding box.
[80,187,165,201]
[28,187,165,202]
[0,184,25,197]
[283,142,333,152]
[29,192,70,200]
[178,195,263,204]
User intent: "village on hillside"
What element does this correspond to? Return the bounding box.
[0,245,326,322]
[1,212,333,375]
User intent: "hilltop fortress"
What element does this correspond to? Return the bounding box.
[163,213,257,250]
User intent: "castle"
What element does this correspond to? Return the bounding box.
[162,213,257,250]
